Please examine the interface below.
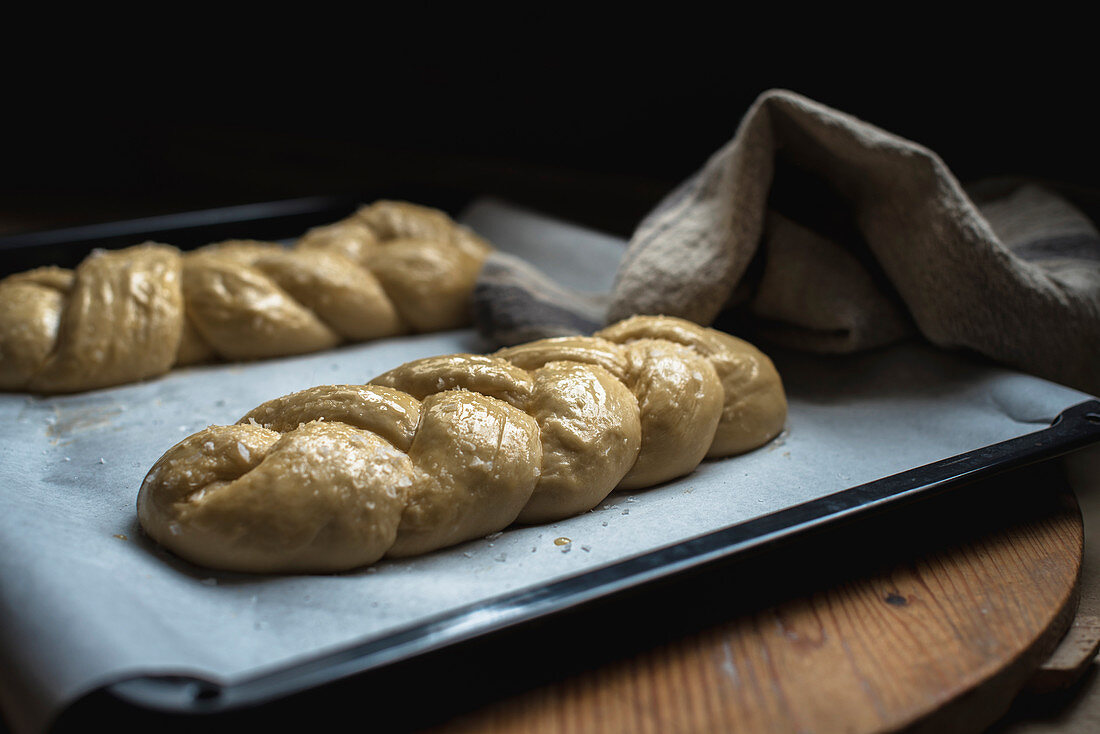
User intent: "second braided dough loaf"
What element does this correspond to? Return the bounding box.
[0,201,491,393]
[137,316,787,573]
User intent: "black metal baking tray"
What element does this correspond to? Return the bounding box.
[5,199,1099,732]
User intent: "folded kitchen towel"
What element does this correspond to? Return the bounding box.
[472,89,1100,395]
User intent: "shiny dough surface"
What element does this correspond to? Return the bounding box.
[137,316,787,573]
[0,201,492,394]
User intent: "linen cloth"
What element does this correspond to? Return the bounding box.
[473,89,1100,395]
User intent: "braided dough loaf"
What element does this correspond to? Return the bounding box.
[0,201,492,393]
[137,316,787,573]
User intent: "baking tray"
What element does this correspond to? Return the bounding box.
[2,197,1098,732]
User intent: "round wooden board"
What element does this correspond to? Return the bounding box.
[433,462,1084,734]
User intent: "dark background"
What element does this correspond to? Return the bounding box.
[2,37,1096,241]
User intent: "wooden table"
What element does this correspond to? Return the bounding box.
[424,460,1088,734]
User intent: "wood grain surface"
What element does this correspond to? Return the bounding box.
[430,463,1084,734]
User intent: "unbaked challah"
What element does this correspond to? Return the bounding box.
[137,315,787,573]
[0,201,492,393]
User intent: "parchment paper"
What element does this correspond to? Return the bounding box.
[0,199,1094,734]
